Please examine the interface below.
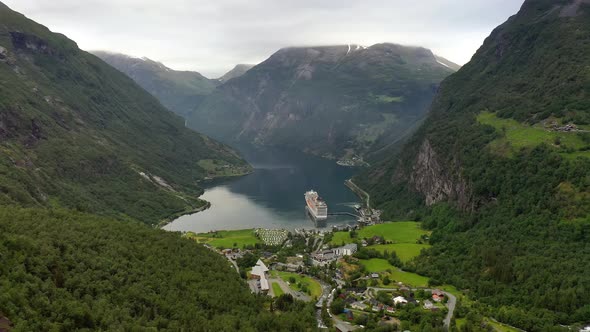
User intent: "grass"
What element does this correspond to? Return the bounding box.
[186,229,261,249]
[330,222,432,262]
[477,112,590,158]
[197,159,252,178]
[272,271,322,298]
[486,318,521,332]
[271,282,284,297]
[371,94,404,103]
[330,231,354,246]
[369,243,430,263]
[360,258,394,273]
[357,222,430,243]
[359,259,430,287]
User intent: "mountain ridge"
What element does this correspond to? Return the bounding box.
[0,3,249,224]
[93,51,218,117]
[187,42,458,160]
[357,0,590,329]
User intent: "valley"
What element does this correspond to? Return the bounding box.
[1,0,589,331]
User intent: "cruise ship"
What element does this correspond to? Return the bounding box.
[305,190,328,220]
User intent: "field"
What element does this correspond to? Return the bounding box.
[271,282,284,297]
[359,259,429,287]
[477,112,590,158]
[357,222,430,242]
[197,159,252,177]
[369,243,430,263]
[330,222,431,262]
[186,229,261,249]
[272,271,322,298]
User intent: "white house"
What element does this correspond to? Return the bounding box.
[250,259,270,292]
[393,296,407,305]
[334,243,358,257]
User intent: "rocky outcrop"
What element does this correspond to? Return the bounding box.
[408,139,472,210]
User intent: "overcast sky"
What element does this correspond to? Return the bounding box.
[4,0,524,78]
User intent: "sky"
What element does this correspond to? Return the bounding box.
[4,0,525,78]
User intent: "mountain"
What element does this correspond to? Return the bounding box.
[93,51,218,117]
[358,0,590,329]
[0,3,250,225]
[218,64,255,83]
[0,207,315,331]
[187,44,458,160]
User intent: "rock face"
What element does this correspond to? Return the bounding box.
[408,140,472,210]
[93,51,218,117]
[217,64,254,83]
[189,43,457,159]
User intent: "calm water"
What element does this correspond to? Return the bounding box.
[164,145,360,233]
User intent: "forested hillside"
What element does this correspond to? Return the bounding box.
[357,0,590,330]
[0,3,250,225]
[188,44,456,160]
[0,207,316,331]
[93,51,218,117]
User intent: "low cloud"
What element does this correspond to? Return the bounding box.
[4,0,524,77]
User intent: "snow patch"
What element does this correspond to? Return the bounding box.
[346,44,351,55]
[436,60,451,69]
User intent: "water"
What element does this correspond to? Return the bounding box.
[164,145,361,233]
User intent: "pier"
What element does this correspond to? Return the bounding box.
[327,212,361,218]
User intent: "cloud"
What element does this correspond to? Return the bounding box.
[3,0,524,77]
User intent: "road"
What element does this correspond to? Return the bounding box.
[345,179,370,209]
[367,287,456,331]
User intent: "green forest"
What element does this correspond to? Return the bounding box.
[0,207,316,331]
[357,1,590,330]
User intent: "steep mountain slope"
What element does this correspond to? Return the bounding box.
[187,44,457,160]
[93,51,218,117]
[358,0,590,329]
[218,63,255,83]
[0,3,250,224]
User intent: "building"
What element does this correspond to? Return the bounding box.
[423,300,434,310]
[250,259,270,293]
[432,289,445,302]
[393,296,407,305]
[351,301,368,311]
[334,243,358,257]
[371,273,379,279]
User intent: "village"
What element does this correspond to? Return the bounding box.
[187,222,463,331]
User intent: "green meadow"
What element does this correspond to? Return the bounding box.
[272,271,322,298]
[186,229,261,248]
[477,111,590,158]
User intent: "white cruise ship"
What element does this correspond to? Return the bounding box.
[305,190,328,220]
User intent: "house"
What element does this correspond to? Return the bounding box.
[250,259,270,293]
[385,306,395,314]
[371,273,379,279]
[423,300,434,310]
[334,243,358,257]
[432,289,445,302]
[393,296,408,305]
[351,301,368,311]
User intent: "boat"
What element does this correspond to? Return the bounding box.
[305,190,328,220]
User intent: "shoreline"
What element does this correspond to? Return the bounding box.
[158,170,254,229]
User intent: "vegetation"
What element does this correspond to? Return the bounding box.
[0,4,249,225]
[358,259,429,287]
[93,51,218,117]
[357,1,590,330]
[272,282,285,297]
[272,271,322,298]
[186,229,261,249]
[0,207,316,331]
[188,44,456,158]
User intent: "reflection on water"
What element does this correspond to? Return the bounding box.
[164,145,360,233]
